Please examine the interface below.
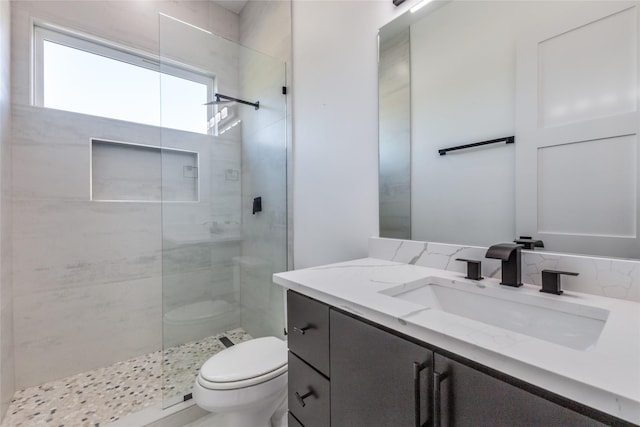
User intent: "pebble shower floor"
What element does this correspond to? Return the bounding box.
[1,328,252,426]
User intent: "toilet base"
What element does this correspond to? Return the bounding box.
[193,375,287,427]
[193,392,286,427]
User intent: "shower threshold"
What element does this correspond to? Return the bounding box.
[1,328,251,427]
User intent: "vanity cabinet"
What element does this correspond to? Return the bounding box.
[286,290,623,427]
[288,352,330,427]
[286,291,331,427]
[433,354,606,427]
[287,291,330,376]
[330,309,432,426]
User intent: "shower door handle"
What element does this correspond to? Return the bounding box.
[252,197,262,214]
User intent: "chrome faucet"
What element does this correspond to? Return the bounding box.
[485,243,523,287]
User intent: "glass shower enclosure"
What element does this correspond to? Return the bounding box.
[158,14,288,408]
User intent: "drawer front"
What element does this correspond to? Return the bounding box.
[287,290,330,376]
[288,412,304,427]
[288,352,330,427]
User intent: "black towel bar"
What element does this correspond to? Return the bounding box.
[438,136,515,156]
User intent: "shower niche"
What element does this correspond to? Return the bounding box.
[91,138,199,202]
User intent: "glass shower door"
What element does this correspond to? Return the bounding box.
[158,13,287,409]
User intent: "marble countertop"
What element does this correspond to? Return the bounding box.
[273,257,640,424]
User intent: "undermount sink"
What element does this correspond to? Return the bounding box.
[380,277,609,351]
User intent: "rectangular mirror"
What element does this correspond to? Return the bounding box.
[379,0,640,259]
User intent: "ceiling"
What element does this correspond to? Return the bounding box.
[211,0,249,14]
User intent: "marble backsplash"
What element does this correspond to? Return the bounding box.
[369,237,640,303]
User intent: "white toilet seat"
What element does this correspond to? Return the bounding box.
[198,364,287,390]
[197,336,288,390]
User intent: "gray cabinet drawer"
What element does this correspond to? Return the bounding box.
[287,290,330,376]
[288,352,330,427]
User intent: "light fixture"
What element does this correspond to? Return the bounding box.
[410,0,433,13]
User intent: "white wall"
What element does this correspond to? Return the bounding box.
[291,0,407,268]
[0,0,12,419]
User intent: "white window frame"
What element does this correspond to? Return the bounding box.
[32,22,215,130]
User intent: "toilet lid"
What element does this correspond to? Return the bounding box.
[200,337,287,384]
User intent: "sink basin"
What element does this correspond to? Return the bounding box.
[380,277,609,351]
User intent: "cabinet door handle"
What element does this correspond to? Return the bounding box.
[293,325,312,335]
[413,361,429,427]
[295,389,314,407]
[433,371,449,427]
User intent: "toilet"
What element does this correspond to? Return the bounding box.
[193,336,288,427]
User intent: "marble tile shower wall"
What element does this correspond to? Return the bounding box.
[237,1,291,340]
[240,0,294,274]
[369,237,640,303]
[11,110,163,387]
[159,128,242,317]
[11,106,241,390]
[238,97,288,339]
[9,1,245,390]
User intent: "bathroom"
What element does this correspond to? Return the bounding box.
[0,0,639,426]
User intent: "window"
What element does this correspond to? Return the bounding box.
[33,24,214,134]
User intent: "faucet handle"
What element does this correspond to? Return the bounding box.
[456,258,483,281]
[514,236,544,250]
[540,270,579,295]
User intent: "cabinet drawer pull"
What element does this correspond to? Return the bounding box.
[413,361,429,427]
[433,371,449,427]
[293,325,312,335]
[295,389,315,407]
